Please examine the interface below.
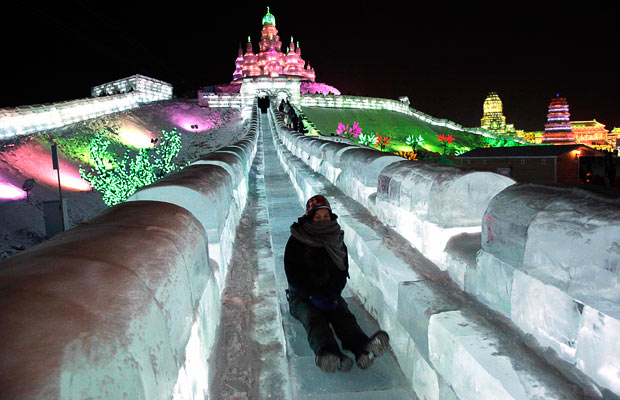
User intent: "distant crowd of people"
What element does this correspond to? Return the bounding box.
[279,99,305,133]
[579,153,617,187]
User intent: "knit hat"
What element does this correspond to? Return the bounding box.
[305,194,331,216]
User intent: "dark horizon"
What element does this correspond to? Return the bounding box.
[3,1,618,132]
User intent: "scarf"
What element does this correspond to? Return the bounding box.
[290,217,347,271]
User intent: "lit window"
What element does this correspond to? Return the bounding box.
[521,159,526,165]
[482,160,487,165]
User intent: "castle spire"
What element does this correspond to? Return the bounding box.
[262,6,276,26]
[231,8,316,83]
[246,36,253,53]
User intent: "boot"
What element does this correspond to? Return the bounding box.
[315,348,353,373]
[356,331,390,369]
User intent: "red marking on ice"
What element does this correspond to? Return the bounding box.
[485,215,496,243]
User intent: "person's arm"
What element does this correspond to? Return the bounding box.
[284,236,310,296]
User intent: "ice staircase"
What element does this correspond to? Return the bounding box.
[210,109,595,399]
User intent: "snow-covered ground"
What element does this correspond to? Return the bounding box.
[0,100,243,259]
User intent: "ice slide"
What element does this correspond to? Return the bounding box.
[0,103,617,399]
[222,111,414,398]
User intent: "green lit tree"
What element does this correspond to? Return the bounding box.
[80,128,184,206]
[153,128,183,177]
[405,134,425,152]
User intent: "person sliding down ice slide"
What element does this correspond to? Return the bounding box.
[284,194,390,372]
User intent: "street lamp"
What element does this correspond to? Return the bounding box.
[576,150,581,184]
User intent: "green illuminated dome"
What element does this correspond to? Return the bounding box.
[262,6,275,26]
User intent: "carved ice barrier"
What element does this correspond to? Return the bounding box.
[128,115,259,293]
[471,183,620,397]
[0,106,259,399]
[376,161,514,269]
[0,201,214,400]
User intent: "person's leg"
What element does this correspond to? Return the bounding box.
[328,297,370,356]
[288,295,354,372]
[288,296,340,355]
[329,297,390,369]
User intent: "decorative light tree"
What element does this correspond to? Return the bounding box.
[437,134,455,154]
[405,134,425,152]
[80,128,184,206]
[336,121,361,139]
[357,132,377,147]
[375,133,392,152]
[394,151,417,160]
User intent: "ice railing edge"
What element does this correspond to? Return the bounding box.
[476,183,620,396]
[269,105,618,399]
[0,105,261,400]
[0,88,171,140]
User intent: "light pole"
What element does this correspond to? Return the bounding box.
[576,150,581,184]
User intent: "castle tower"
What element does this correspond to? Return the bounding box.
[232,43,244,81]
[481,92,507,133]
[242,36,261,77]
[284,36,302,76]
[543,95,574,144]
[231,7,315,83]
[296,42,315,81]
[480,92,515,135]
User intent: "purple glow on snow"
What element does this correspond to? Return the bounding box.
[300,81,341,95]
[169,112,223,133]
[1,142,91,191]
[0,179,26,200]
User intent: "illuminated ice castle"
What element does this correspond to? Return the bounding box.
[480,92,515,135]
[200,7,344,114]
[232,7,315,83]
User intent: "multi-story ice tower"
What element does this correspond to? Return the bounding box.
[543,95,573,144]
[480,92,515,135]
[232,7,315,83]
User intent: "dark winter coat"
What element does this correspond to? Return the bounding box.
[284,218,350,300]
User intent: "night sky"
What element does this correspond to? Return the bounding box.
[3,1,618,132]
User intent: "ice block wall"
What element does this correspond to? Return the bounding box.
[0,75,173,139]
[474,184,620,396]
[0,106,260,399]
[270,104,619,399]
[129,134,258,294]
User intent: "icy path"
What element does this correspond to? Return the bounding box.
[260,113,415,399]
[212,112,415,399]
